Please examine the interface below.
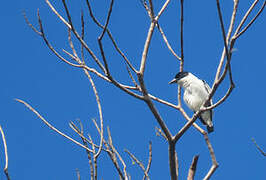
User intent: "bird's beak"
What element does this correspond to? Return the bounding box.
[168,78,177,84]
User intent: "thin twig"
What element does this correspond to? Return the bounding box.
[85,0,137,73]
[187,155,199,180]
[139,21,156,75]
[84,70,104,158]
[62,49,142,99]
[76,169,81,180]
[138,75,172,140]
[45,0,70,27]
[61,49,110,81]
[61,0,106,74]
[23,11,42,35]
[69,122,95,179]
[125,149,150,180]
[173,111,201,142]
[81,10,85,63]
[145,0,181,61]
[67,28,79,61]
[149,94,205,133]
[125,65,140,89]
[234,0,259,37]
[25,10,112,83]
[143,141,152,180]
[99,0,114,40]
[155,0,171,21]
[0,126,11,180]
[252,138,266,156]
[202,133,218,180]
[25,10,83,68]
[26,6,149,99]
[89,120,127,179]
[69,121,108,152]
[155,127,167,140]
[89,0,144,101]
[177,0,185,108]
[235,1,265,39]
[156,23,182,61]
[15,99,94,153]
[88,134,98,180]
[203,84,234,111]
[148,0,155,19]
[180,0,184,62]
[214,0,238,80]
[203,0,239,116]
[142,0,152,18]
[91,122,125,179]
[107,127,128,179]
[216,0,230,66]
[41,0,152,100]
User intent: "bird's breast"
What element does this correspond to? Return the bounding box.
[183,90,205,111]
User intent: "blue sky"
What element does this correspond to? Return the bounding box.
[0,0,265,179]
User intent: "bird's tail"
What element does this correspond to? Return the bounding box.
[207,125,214,133]
[199,111,214,134]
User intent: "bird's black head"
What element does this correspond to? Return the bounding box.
[169,71,189,84]
[174,71,189,81]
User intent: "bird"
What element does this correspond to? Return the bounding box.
[169,71,214,133]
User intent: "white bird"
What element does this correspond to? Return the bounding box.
[169,71,214,133]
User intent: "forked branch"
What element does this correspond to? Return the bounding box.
[16,99,94,153]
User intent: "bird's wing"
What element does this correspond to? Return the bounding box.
[201,80,212,104]
[201,80,211,94]
[201,79,213,120]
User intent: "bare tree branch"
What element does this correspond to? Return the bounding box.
[88,134,98,180]
[97,0,114,77]
[173,111,201,143]
[203,133,218,180]
[155,127,168,140]
[180,0,184,62]
[168,142,178,180]
[252,138,266,156]
[0,126,11,180]
[85,0,137,74]
[69,122,95,179]
[235,1,265,39]
[138,75,172,140]
[80,10,85,63]
[148,94,205,133]
[148,0,155,19]
[23,1,265,180]
[125,149,150,180]
[15,99,94,153]
[216,0,231,70]
[76,169,81,180]
[25,8,143,100]
[107,127,128,179]
[143,142,152,180]
[139,21,156,75]
[156,23,182,61]
[125,65,140,89]
[175,151,179,180]
[177,0,185,109]
[155,0,170,21]
[187,155,199,180]
[61,0,107,74]
[83,70,104,159]
[214,0,239,80]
